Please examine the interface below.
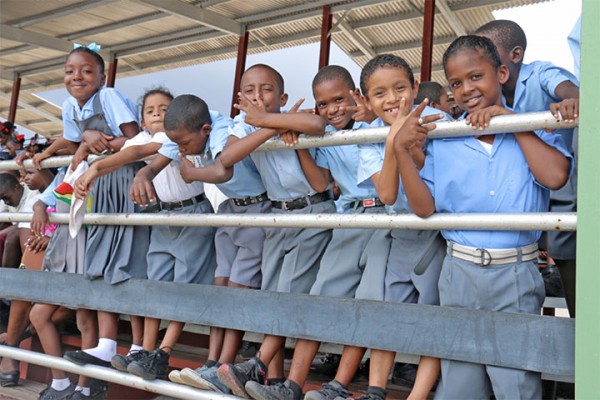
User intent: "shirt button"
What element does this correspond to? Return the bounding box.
[490,190,496,196]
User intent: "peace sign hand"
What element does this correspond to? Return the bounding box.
[340,90,377,123]
[393,98,443,152]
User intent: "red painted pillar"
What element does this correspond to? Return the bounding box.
[8,74,21,123]
[106,58,118,88]
[420,0,436,82]
[318,5,332,69]
[231,31,249,118]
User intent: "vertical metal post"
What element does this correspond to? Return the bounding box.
[106,57,118,88]
[318,5,332,69]
[7,73,21,123]
[576,1,600,397]
[231,31,249,118]
[420,0,435,82]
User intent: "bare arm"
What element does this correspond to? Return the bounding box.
[107,121,140,152]
[179,155,233,184]
[218,128,278,168]
[296,149,330,193]
[129,154,171,206]
[514,132,570,189]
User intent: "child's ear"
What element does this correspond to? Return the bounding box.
[100,73,106,86]
[280,93,288,107]
[498,65,510,85]
[509,46,524,64]
[411,80,420,101]
[201,123,212,136]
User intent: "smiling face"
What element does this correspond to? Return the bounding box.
[240,66,287,113]
[64,51,106,107]
[445,48,508,113]
[313,78,356,129]
[142,93,171,135]
[364,66,418,126]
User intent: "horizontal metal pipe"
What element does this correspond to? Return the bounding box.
[0,111,577,170]
[0,345,235,400]
[1,212,577,231]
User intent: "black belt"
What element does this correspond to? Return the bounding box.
[232,192,269,207]
[352,197,385,209]
[146,193,207,212]
[272,191,331,211]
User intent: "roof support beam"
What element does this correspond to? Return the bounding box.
[335,17,376,59]
[0,25,74,54]
[319,5,333,68]
[5,0,119,28]
[420,0,436,82]
[132,0,243,36]
[436,0,467,36]
[0,92,62,124]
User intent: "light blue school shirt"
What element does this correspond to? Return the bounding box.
[158,110,231,161]
[315,120,379,212]
[420,124,572,249]
[357,105,447,213]
[62,88,138,142]
[38,167,68,207]
[229,112,316,202]
[568,16,581,79]
[513,61,579,153]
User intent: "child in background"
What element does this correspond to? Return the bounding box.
[48,44,149,371]
[476,19,580,318]
[245,65,391,400]
[74,88,216,381]
[395,35,571,399]
[414,81,454,119]
[209,64,334,398]
[353,54,447,400]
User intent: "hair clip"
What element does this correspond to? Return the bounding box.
[73,42,102,53]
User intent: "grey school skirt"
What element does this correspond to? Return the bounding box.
[43,198,86,275]
[84,162,150,284]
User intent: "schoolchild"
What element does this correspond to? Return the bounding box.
[47,44,149,370]
[243,65,391,400]
[414,81,454,119]
[28,169,106,400]
[206,64,334,398]
[163,100,271,393]
[351,54,448,400]
[394,35,571,399]
[476,19,580,318]
[73,89,218,380]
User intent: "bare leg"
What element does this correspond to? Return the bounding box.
[76,309,98,388]
[159,321,185,351]
[369,349,396,389]
[262,339,285,380]
[334,346,367,386]
[129,315,144,346]
[217,280,256,364]
[208,276,229,362]
[287,339,321,386]
[142,318,160,351]
[407,356,440,400]
[30,304,67,379]
[0,300,32,372]
[97,311,118,340]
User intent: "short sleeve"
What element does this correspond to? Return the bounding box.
[158,138,180,161]
[208,110,233,156]
[62,98,83,142]
[357,143,384,188]
[537,63,579,101]
[99,88,139,135]
[315,148,330,170]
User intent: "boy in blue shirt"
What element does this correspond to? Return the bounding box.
[476,19,579,318]
[395,35,571,399]
[243,65,391,400]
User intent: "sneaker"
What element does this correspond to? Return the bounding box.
[353,393,384,400]
[111,350,149,372]
[217,357,268,398]
[63,350,111,368]
[305,380,351,400]
[168,369,185,384]
[246,380,299,400]
[127,348,169,380]
[181,365,230,393]
[391,362,417,388]
[239,340,261,358]
[39,383,76,400]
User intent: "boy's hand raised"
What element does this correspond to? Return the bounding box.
[466,105,512,130]
[393,99,443,152]
[550,98,578,123]
[277,98,305,146]
[341,90,377,123]
[234,92,269,127]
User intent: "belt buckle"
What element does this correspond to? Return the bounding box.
[281,201,290,211]
[363,199,375,208]
[475,248,492,266]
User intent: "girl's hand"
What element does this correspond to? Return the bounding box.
[31,207,49,237]
[234,92,269,127]
[393,99,443,152]
[466,105,512,130]
[32,151,50,170]
[130,170,157,207]
[82,130,114,155]
[550,98,579,123]
[70,143,90,171]
[341,90,377,123]
[26,235,49,253]
[179,155,197,184]
[15,151,32,169]
[74,169,96,199]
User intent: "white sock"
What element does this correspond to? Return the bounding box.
[128,344,143,356]
[51,378,71,391]
[83,338,117,361]
[75,386,91,396]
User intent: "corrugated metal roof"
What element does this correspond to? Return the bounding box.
[0,0,548,137]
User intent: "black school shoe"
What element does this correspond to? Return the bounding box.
[64,350,112,368]
[111,349,150,372]
[127,348,170,380]
[0,369,19,387]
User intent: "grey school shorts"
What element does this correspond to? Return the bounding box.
[310,205,391,301]
[147,199,216,284]
[434,254,544,400]
[384,229,446,305]
[261,200,335,293]
[215,198,271,288]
